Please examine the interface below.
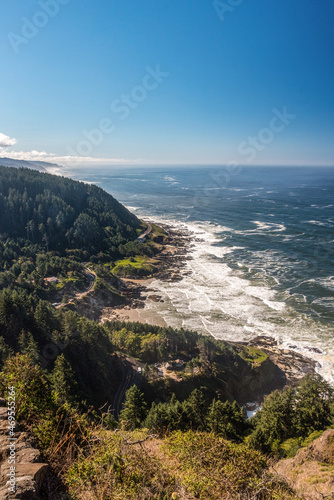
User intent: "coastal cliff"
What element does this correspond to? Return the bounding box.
[0,167,332,499]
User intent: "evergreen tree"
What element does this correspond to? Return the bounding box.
[145,395,184,435]
[119,385,147,430]
[18,330,39,364]
[207,399,246,441]
[0,337,13,370]
[294,374,334,437]
[51,354,79,407]
[248,387,295,452]
[182,389,207,430]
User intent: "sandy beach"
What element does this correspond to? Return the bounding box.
[100,302,167,327]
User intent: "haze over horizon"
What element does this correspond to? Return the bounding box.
[0,1,333,167]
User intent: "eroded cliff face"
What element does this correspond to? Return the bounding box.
[247,336,317,384]
[228,357,286,404]
[273,429,334,500]
[226,336,317,405]
[230,336,317,404]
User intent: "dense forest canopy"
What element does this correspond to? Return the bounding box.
[0,166,140,255]
[0,165,333,499]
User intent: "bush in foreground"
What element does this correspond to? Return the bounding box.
[66,429,300,499]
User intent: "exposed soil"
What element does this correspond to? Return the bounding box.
[273,429,334,499]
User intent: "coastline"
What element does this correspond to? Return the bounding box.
[98,222,319,387]
[100,306,168,327]
[100,223,193,326]
[241,335,318,386]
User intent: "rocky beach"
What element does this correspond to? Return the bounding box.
[100,224,193,324]
[98,223,318,391]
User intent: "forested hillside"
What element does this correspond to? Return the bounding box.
[0,166,149,302]
[0,166,140,255]
[0,166,333,499]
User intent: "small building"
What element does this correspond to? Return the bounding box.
[45,277,59,284]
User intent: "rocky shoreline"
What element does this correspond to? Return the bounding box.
[244,335,317,385]
[99,225,318,388]
[148,225,194,283]
[100,224,193,322]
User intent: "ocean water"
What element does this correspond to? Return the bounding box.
[71,166,334,382]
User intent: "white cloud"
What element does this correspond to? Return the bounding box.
[0,147,141,167]
[0,133,17,147]
[0,133,142,168]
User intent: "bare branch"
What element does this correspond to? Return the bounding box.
[125,434,158,445]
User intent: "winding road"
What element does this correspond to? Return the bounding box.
[80,266,96,295]
[54,264,96,308]
[137,222,152,242]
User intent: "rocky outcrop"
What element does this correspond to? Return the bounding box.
[231,356,286,404]
[273,429,334,500]
[0,399,48,499]
[226,336,317,405]
[147,294,164,303]
[247,336,317,385]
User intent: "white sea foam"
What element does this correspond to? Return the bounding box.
[113,177,148,182]
[305,220,333,227]
[251,221,286,232]
[125,205,141,211]
[317,277,334,292]
[137,216,334,383]
[77,180,102,184]
[311,204,333,209]
[303,277,334,292]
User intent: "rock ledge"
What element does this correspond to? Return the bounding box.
[0,398,48,499]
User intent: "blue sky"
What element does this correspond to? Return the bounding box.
[0,0,333,167]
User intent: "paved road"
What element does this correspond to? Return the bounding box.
[54,264,96,308]
[82,268,96,293]
[137,222,152,242]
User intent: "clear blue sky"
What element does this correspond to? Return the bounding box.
[0,0,333,167]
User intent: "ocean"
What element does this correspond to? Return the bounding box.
[71,165,334,383]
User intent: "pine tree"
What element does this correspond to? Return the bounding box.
[248,387,295,451]
[145,395,184,435]
[0,337,13,370]
[183,389,207,430]
[18,330,39,364]
[119,385,147,430]
[207,399,246,440]
[51,354,79,407]
[294,374,334,437]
